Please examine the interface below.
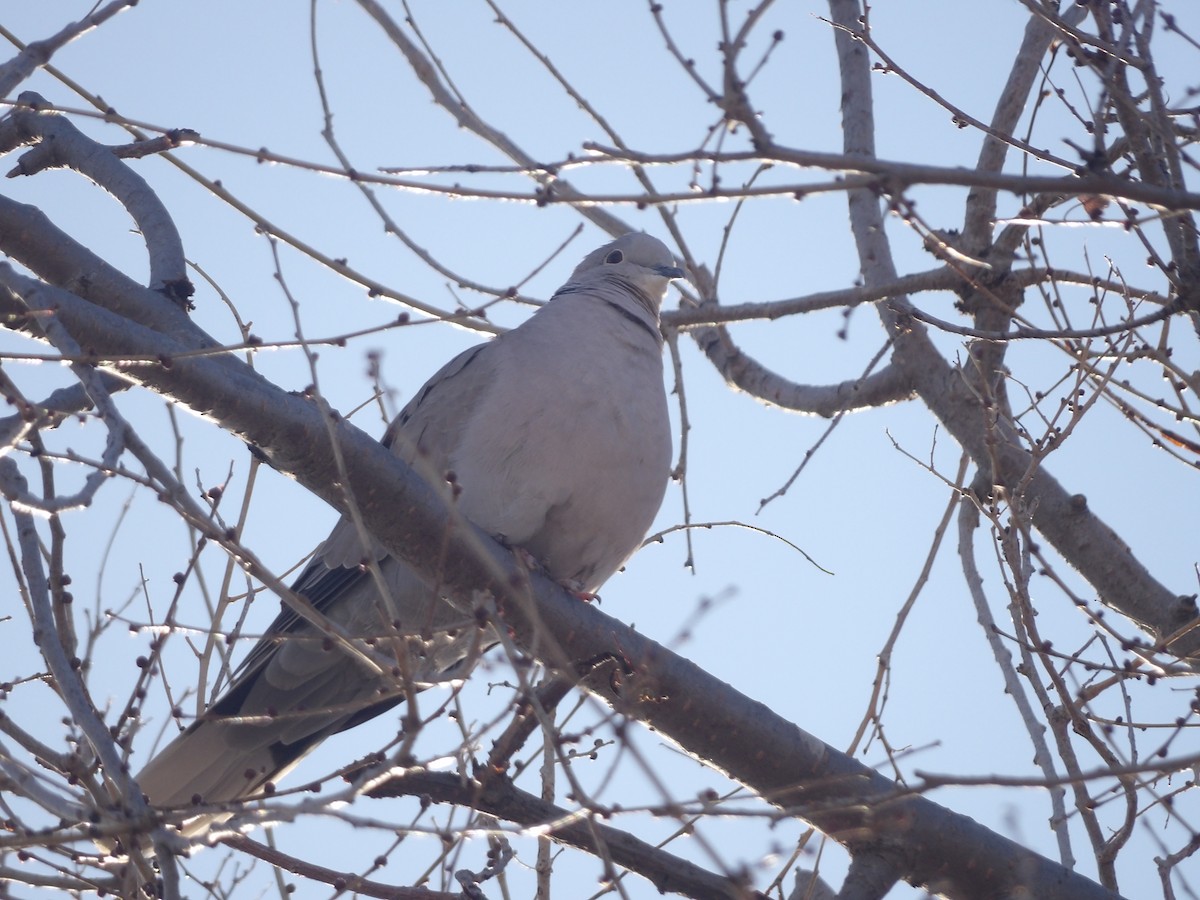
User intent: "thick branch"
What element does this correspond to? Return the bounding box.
[0,267,1124,899]
[962,6,1077,250]
[826,0,1195,655]
[1,93,191,301]
[0,194,207,347]
[691,322,912,416]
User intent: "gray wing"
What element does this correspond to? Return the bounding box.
[135,341,501,813]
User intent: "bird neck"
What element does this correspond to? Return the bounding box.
[553,277,662,345]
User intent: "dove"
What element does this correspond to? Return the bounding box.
[133,233,682,831]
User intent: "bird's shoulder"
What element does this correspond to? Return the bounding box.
[381,340,498,468]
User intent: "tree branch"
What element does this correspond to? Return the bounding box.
[0,258,1125,898]
[371,770,761,900]
[825,0,1196,656]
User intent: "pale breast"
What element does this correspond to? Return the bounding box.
[450,294,671,591]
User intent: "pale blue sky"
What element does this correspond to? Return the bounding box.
[1,3,1197,898]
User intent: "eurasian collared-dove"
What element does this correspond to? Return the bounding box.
[134,233,682,828]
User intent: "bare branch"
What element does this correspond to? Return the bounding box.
[0,0,138,98]
[1,92,192,303]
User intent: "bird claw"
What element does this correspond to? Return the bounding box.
[511,547,600,603]
[564,582,601,604]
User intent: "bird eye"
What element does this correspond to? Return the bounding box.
[605,250,624,264]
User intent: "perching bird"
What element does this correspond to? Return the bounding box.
[134,233,682,830]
